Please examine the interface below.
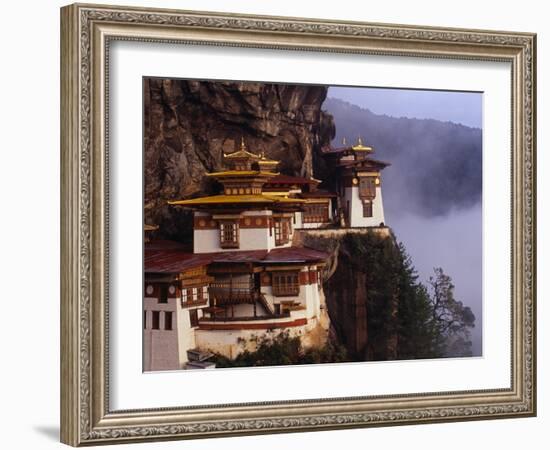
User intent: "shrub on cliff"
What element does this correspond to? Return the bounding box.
[212,331,348,368]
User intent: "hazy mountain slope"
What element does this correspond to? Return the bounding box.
[322,97,482,218]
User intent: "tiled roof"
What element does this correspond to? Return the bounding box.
[264,246,329,263]
[144,248,212,273]
[144,241,328,273]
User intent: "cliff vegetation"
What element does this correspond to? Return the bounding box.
[304,231,476,361]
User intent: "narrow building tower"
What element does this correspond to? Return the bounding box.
[324,137,390,228]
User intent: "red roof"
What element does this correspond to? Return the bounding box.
[322,145,351,154]
[144,241,328,273]
[338,157,390,169]
[264,246,329,263]
[144,248,213,273]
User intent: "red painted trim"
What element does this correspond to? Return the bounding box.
[299,272,309,284]
[198,318,307,330]
[260,273,271,286]
[240,216,269,228]
[194,217,218,229]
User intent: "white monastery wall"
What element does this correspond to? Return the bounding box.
[193,210,278,253]
[240,227,276,251]
[345,186,385,227]
[143,296,180,371]
[195,311,309,359]
[294,211,303,228]
[193,229,222,253]
[176,305,202,367]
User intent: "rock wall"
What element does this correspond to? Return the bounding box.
[300,229,399,360]
[144,79,335,241]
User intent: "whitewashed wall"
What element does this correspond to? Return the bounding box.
[344,186,385,227]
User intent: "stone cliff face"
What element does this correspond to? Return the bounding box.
[144,78,334,241]
[299,230,399,361]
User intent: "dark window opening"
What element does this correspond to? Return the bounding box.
[152,311,160,330]
[164,311,173,330]
[159,284,168,303]
[189,309,199,328]
[363,201,373,217]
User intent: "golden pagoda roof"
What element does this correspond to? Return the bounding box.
[257,152,279,166]
[223,137,262,160]
[205,170,280,178]
[168,193,306,206]
[351,136,373,152]
[223,139,280,166]
[223,148,261,160]
[304,198,331,204]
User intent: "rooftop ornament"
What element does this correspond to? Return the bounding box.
[351,136,374,153]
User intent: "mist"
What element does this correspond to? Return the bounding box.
[388,203,483,356]
[324,88,483,356]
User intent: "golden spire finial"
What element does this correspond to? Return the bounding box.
[342,137,347,146]
[357,136,363,146]
[240,136,246,151]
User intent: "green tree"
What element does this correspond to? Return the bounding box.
[427,267,476,357]
[341,233,443,360]
[395,244,442,359]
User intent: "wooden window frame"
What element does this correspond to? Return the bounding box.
[271,271,300,297]
[274,218,291,245]
[273,219,287,245]
[219,220,239,249]
[303,203,329,224]
[363,200,373,218]
[359,176,376,199]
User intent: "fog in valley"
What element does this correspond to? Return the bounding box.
[325,88,483,356]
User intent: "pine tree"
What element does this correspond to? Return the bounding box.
[395,243,442,359]
[427,267,476,357]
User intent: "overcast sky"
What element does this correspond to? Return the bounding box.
[329,86,482,129]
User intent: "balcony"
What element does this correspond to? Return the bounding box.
[209,281,257,305]
[200,311,291,322]
[181,298,208,308]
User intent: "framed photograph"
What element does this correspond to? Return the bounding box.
[60,3,536,446]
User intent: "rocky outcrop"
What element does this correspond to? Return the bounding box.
[144,79,335,241]
[300,229,399,361]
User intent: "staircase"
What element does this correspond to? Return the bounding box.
[184,348,216,370]
[257,293,275,316]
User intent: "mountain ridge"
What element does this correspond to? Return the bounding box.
[323,96,482,219]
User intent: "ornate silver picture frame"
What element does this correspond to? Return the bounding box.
[60,3,536,446]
